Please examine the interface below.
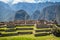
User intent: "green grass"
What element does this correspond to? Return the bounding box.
[0,34,60,40]
[0,28,16,31]
[35,28,52,30]
[0,25,60,40]
[16,30,33,32]
[1,32,17,34]
[35,34,60,40]
[16,25,34,27]
[16,27,34,28]
[35,32,51,34]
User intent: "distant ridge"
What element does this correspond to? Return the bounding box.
[0,1,60,23]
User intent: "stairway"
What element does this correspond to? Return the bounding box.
[34,24,52,37]
[0,24,52,37]
[0,25,34,37]
[16,25,34,35]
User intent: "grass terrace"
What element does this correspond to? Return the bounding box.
[0,25,60,40]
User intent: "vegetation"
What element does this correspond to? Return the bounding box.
[0,25,60,40]
[52,24,60,37]
[0,34,60,40]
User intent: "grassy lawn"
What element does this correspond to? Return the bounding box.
[0,34,60,40]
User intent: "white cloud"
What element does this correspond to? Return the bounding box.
[12,0,45,4]
[12,0,21,4]
[0,0,8,3]
[12,0,35,4]
[0,0,51,4]
[24,0,34,3]
[0,0,36,4]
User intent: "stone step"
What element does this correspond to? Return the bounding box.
[0,26,5,28]
[6,26,16,28]
[0,28,16,32]
[0,33,2,37]
[1,33,18,37]
[16,28,33,30]
[5,29,16,32]
[36,27,51,29]
[16,24,34,26]
[18,32,33,34]
[36,24,52,28]
[0,30,5,31]
[34,32,52,37]
[35,30,51,32]
[0,32,18,37]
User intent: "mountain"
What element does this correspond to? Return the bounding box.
[12,2,56,15]
[31,10,40,20]
[30,2,60,20]
[0,1,15,22]
[15,10,30,20]
[40,5,60,24]
[0,1,60,22]
[12,2,55,21]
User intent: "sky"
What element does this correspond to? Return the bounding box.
[0,0,60,4]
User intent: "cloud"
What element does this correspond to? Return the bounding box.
[12,0,21,4]
[12,0,35,4]
[0,0,36,4]
[12,0,47,4]
[0,0,60,4]
[24,0,34,2]
[0,0,8,3]
[0,0,49,4]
